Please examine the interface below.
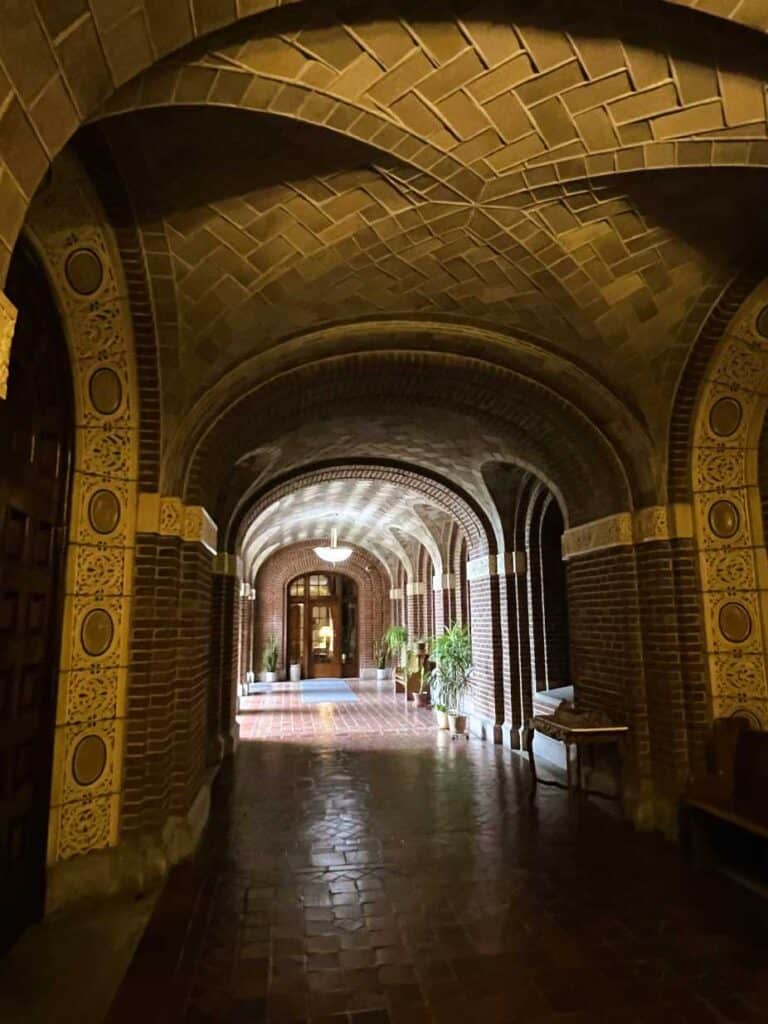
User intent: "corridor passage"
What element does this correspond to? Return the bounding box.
[107,730,768,1024]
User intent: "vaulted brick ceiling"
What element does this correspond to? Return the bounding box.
[77,0,768,484]
[241,478,448,578]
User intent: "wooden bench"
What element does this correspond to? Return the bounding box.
[681,717,768,866]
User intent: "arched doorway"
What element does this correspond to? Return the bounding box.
[0,243,73,951]
[287,572,358,679]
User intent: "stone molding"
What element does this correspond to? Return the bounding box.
[467,554,497,581]
[0,289,17,399]
[689,283,768,726]
[406,581,425,597]
[433,573,455,591]
[27,153,139,866]
[389,587,403,600]
[562,505,694,560]
[467,551,526,580]
[214,552,243,577]
[137,493,217,553]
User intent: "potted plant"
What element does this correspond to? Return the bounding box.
[373,638,388,681]
[414,664,430,708]
[429,624,472,735]
[289,661,301,682]
[262,634,279,683]
[384,625,408,668]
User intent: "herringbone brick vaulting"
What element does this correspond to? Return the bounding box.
[6,2,768,1021]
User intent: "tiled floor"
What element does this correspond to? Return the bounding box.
[238,678,436,742]
[107,706,768,1024]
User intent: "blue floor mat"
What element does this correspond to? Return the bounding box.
[300,679,357,703]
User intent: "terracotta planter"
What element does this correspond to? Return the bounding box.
[435,710,449,730]
[448,713,467,735]
[415,691,430,708]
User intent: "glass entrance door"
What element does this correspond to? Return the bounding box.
[286,573,357,679]
[310,600,340,678]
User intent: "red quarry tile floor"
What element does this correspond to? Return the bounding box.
[237,678,437,743]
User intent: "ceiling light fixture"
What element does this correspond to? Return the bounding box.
[314,526,352,564]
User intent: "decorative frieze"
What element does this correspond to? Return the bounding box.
[690,285,768,726]
[466,554,497,581]
[562,505,694,559]
[137,493,217,553]
[406,581,426,596]
[27,153,138,865]
[0,289,18,399]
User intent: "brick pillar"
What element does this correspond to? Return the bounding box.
[406,580,425,638]
[496,552,529,746]
[212,553,241,756]
[466,555,505,742]
[124,534,179,836]
[566,545,651,821]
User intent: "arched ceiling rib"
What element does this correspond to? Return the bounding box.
[86,0,768,454]
[241,477,445,578]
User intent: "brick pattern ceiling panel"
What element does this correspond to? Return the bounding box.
[242,477,448,575]
[92,0,768,442]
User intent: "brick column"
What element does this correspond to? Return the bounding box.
[212,553,242,757]
[496,552,529,747]
[466,554,505,743]
[406,580,425,638]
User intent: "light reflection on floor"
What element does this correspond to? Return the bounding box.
[237,677,436,742]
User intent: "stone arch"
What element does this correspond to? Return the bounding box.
[232,461,494,559]
[22,151,140,891]
[253,541,389,676]
[689,279,768,726]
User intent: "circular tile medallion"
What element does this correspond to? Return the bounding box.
[81,608,114,657]
[708,500,740,539]
[72,734,107,787]
[719,602,752,644]
[88,489,121,535]
[88,367,122,415]
[757,305,768,339]
[709,397,742,437]
[65,248,103,296]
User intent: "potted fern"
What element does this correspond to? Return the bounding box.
[429,624,472,735]
[373,638,388,681]
[262,634,279,683]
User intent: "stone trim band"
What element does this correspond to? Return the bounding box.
[137,494,218,554]
[561,505,694,560]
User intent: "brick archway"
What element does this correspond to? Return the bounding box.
[253,542,389,677]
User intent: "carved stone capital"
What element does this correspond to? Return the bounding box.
[0,290,17,400]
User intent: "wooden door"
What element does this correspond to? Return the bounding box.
[0,245,72,952]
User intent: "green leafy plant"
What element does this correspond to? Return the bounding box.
[428,624,472,713]
[383,625,408,666]
[373,638,387,670]
[262,634,279,673]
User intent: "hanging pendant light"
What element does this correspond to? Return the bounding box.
[314,525,352,563]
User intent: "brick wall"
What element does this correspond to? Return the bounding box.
[567,546,651,809]
[468,575,504,726]
[124,535,214,836]
[254,543,388,676]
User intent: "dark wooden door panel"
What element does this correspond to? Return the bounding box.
[0,244,72,953]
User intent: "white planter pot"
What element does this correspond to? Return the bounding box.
[264,671,278,684]
[376,667,387,681]
[435,710,449,730]
[289,663,301,682]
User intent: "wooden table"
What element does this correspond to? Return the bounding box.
[524,713,629,803]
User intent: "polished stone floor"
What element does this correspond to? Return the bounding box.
[105,720,768,1024]
[238,677,435,741]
